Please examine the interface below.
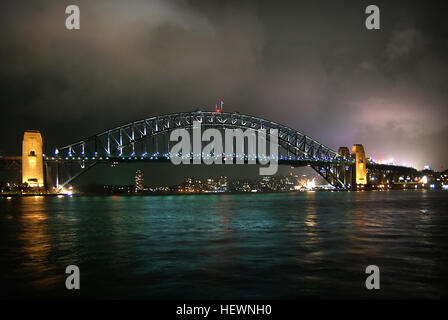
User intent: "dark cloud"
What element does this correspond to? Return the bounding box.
[386,28,420,60]
[0,0,447,170]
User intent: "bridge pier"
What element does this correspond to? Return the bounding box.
[351,144,367,186]
[22,130,44,188]
[338,144,367,189]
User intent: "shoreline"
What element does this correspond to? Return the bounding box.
[1,188,445,198]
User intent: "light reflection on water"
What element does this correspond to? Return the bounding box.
[1,190,448,299]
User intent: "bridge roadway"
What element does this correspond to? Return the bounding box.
[43,153,415,173]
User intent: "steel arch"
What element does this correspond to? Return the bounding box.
[55,110,340,161]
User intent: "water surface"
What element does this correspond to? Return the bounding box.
[1,190,447,299]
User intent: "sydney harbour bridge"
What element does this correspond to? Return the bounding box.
[1,109,418,191]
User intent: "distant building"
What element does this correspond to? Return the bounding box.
[242,182,251,192]
[218,176,228,191]
[206,178,216,191]
[135,170,144,192]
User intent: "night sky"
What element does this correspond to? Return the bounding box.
[1,0,447,174]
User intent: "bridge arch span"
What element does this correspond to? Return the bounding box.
[55,110,340,161]
[46,110,349,189]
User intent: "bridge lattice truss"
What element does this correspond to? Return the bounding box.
[56,111,340,160]
[49,111,349,188]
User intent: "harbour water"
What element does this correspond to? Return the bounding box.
[1,190,447,299]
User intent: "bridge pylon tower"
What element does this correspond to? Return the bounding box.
[351,144,367,185]
[22,130,44,187]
